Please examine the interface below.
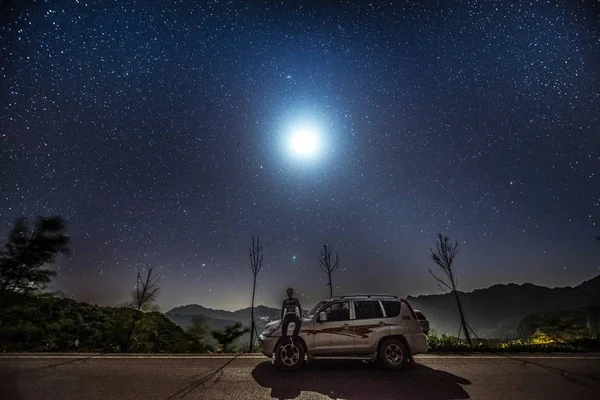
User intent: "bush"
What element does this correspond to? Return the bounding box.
[427,332,600,353]
[0,294,213,353]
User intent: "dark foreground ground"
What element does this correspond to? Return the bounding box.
[1,353,600,400]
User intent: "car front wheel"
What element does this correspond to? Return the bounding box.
[378,338,408,370]
[274,338,305,371]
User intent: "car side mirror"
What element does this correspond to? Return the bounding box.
[319,311,327,322]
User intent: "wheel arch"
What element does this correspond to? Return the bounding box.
[377,334,411,357]
[275,336,309,356]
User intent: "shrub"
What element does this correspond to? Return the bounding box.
[427,332,600,353]
[0,294,213,353]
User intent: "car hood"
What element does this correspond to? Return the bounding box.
[266,317,311,327]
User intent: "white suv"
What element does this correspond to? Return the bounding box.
[258,295,428,370]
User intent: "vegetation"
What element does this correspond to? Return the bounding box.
[125,265,161,352]
[517,306,600,340]
[0,293,204,353]
[0,216,70,327]
[0,292,257,353]
[211,321,250,353]
[0,215,251,354]
[186,315,214,352]
[427,332,600,353]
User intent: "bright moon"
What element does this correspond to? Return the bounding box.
[287,123,321,157]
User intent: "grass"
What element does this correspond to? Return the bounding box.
[427,332,600,353]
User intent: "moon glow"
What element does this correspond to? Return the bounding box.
[287,122,321,158]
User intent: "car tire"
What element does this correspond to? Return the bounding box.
[273,337,305,371]
[378,338,408,370]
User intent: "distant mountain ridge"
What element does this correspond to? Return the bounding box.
[165,274,600,339]
[408,274,600,339]
[164,303,281,347]
[165,304,280,326]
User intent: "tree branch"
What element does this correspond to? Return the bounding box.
[248,235,263,277]
[429,268,452,291]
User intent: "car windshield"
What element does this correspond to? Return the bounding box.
[306,300,327,318]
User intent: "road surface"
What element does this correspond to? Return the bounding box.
[1,353,600,399]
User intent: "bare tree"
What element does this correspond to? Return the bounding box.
[248,235,264,353]
[318,244,340,298]
[125,264,161,352]
[429,233,472,346]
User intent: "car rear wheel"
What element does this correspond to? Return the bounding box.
[274,338,305,371]
[378,339,408,370]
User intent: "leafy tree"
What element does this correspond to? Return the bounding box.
[429,233,472,346]
[0,216,69,326]
[125,264,161,352]
[318,244,340,298]
[211,322,249,353]
[248,235,263,352]
[0,293,203,353]
[187,315,213,352]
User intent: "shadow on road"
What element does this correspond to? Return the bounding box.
[252,360,471,400]
[162,369,223,399]
[509,357,600,388]
[30,357,93,371]
[0,368,23,400]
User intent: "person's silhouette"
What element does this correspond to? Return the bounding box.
[281,287,302,339]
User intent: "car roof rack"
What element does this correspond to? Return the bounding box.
[332,294,399,299]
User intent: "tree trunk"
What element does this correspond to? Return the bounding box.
[453,291,472,346]
[249,276,257,353]
[0,286,10,328]
[126,308,141,352]
[328,271,333,298]
[447,268,472,346]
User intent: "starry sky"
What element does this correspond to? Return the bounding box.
[1,0,599,312]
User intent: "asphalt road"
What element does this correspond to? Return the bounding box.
[1,353,600,400]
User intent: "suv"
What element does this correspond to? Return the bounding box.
[258,295,428,371]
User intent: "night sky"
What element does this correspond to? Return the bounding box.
[1,0,599,312]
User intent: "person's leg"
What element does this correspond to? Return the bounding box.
[281,315,290,337]
[292,315,301,337]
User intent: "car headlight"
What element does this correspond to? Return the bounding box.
[263,323,280,336]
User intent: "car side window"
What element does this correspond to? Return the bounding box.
[354,300,384,320]
[323,301,350,322]
[381,301,401,318]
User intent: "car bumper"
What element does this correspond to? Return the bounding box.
[407,333,429,354]
[258,334,278,358]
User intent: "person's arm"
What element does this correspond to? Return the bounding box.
[281,300,285,319]
[297,300,302,317]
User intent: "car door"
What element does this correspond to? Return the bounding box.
[311,300,355,356]
[352,300,391,356]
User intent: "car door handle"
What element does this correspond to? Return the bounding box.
[378,321,385,327]
[343,323,350,329]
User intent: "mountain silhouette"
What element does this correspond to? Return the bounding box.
[408,274,600,338]
[165,304,281,329]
